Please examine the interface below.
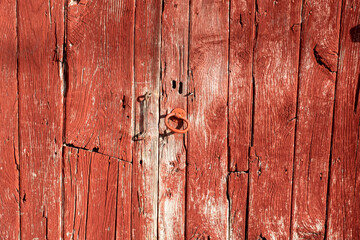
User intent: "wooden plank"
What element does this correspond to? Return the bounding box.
[63,147,90,239]
[65,0,135,161]
[228,172,248,239]
[228,0,255,172]
[0,1,19,238]
[131,0,162,238]
[227,1,254,238]
[17,0,64,238]
[116,157,132,240]
[186,1,229,238]
[247,0,302,239]
[327,0,360,238]
[158,0,189,239]
[290,0,341,238]
[63,147,131,239]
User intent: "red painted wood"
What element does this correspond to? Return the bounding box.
[131,0,162,239]
[63,147,89,239]
[248,0,302,239]
[65,0,135,161]
[186,1,229,238]
[228,172,248,239]
[116,158,132,240]
[0,1,19,238]
[63,147,131,239]
[228,0,255,172]
[17,0,64,238]
[158,0,189,239]
[327,0,360,238]
[291,0,341,238]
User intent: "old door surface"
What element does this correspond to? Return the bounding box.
[1,0,360,239]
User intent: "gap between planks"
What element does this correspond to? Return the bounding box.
[63,143,131,164]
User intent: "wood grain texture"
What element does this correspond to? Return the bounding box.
[327,0,360,238]
[0,0,19,238]
[228,0,255,172]
[228,172,248,240]
[248,0,302,239]
[65,0,135,160]
[131,0,162,239]
[17,0,64,238]
[186,1,229,238]
[116,156,132,240]
[63,147,131,239]
[158,0,189,239]
[290,0,341,239]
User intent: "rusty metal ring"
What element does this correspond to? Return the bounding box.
[165,108,190,134]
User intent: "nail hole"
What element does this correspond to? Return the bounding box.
[122,95,126,109]
[178,82,183,94]
[92,147,99,152]
[172,80,176,89]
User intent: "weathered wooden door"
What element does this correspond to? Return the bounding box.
[1,0,360,239]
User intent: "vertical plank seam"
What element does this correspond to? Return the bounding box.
[184,0,192,238]
[114,160,120,239]
[157,4,163,235]
[289,0,305,238]
[324,0,344,237]
[61,0,69,238]
[226,1,231,239]
[130,0,136,239]
[84,153,92,239]
[157,0,165,238]
[15,0,21,237]
[245,0,258,238]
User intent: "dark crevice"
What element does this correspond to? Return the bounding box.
[178,81,183,94]
[63,143,131,163]
[14,146,19,171]
[184,0,192,239]
[178,44,182,83]
[84,154,92,240]
[255,0,259,15]
[130,0,136,238]
[227,0,232,237]
[324,0,344,238]
[61,7,69,238]
[354,74,360,113]
[250,76,255,147]
[259,233,267,240]
[226,173,231,238]
[114,161,120,239]
[289,0,304,238]
[254,0,259,43]
[229,170,249,174]
[157,0,165,237]
[42,209,48,240]
[313,45,336,73]
[16,0,22,236]
[104,160,111,208]
[227,0,231,174]
[122,95,127,109]
[246,0,257,238]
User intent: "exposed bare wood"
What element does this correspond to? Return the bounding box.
[158,0,189,239]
